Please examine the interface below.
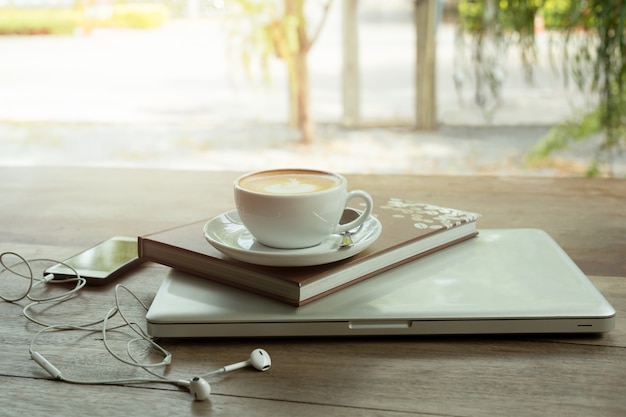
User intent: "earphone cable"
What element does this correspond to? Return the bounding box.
[2,251,270,401]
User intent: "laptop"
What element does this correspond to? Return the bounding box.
[146,229,615,338]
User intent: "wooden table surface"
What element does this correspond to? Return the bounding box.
[1,167,624,417]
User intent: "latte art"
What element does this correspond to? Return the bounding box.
[264,178,318,194]
[234,169,372,248]
[239,171,341,195]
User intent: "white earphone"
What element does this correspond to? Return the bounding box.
[31,347,271,401]
[187,377,212,401]
[174,349,272,400]
[210,348,272,374]
[2,252,272,402]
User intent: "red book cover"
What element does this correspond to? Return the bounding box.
[139,198,480,306]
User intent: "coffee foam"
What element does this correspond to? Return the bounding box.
[264,178,318,194]
[240,171,340,195]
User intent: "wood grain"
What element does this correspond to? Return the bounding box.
[0,167,625,417]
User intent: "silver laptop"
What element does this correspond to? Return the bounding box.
[146,229,615,338]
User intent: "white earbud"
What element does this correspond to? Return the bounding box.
[32,348,271,402]
[175,349,271,401]
[5,252,273,403]
[188,377,211,401]
[219,348,271,374]
[179,350,270,401]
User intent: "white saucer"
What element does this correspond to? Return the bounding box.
[203,210,382,267]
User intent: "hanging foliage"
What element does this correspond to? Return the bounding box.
[455,0,541,119]
[458,0,625,176]
[527,0,626,177]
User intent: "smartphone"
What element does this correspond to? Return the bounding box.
[45,236,141,285]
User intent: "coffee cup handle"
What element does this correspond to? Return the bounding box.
[335,190,373,234]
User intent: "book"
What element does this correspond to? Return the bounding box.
[138,198,480,306]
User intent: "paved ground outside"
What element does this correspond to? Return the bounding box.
[0,7,623,177]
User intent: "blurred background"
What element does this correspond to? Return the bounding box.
[1,0,624,176]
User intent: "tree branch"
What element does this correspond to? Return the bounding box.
[304,0,334,53]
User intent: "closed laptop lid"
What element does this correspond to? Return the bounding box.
[146,229,615,338]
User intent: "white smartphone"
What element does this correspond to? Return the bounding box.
[45,236,141,285]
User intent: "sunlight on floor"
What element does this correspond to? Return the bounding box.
[0,9,622,177]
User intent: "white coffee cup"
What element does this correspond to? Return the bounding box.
[234,169,373,249]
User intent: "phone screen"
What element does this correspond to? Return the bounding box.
[46,237,140,284]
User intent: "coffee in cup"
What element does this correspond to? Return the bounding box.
[234,169,373,249]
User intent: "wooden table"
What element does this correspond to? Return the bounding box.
[1,167,624,416]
